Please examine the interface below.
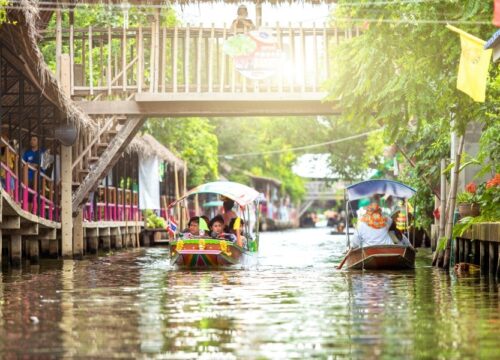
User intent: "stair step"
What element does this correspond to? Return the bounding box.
[88,156,99,163]
[77,169,89,175]
[116,117,127,124]
[105,129,118,136]
[97,143,108,149]
[72,182,80,188]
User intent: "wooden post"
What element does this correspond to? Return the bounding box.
[88,237,98,254]
[173,26,178,93]
[149,19,156,92]
[61,144,73,258]
[60,54,73,258]
[29,238,39,264]
[137,26,143,93]
[88,26,94,96]
[107,27,112,95]
[122,27,127,92]
[185,24,190,93]
[208,24,214,93]
[73,209,84,259]
[10,234,22,267]
[480,241,487,273]
[489,242,496,276]
[458,238,464,262]
[497,243,500,279]
[40,239,50,257]
[219,25,227,92]
[161,27,166,92]
[56,9,62,82]
[196,25,203,92]
[69,24,75,95]
[49,239,59,258]
[323,25,330,79]
[312,23,318,92]
[0,230,2,265]
[300,23,306,92]
[154,9,161,93]
[289,23,295,92]
[102,235,111,252]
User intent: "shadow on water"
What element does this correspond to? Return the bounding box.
[0,227,498,359]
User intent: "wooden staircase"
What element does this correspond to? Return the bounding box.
[71,115,146,214]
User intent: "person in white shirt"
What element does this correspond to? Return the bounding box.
[351,203,393,248]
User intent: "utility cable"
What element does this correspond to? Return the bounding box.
[218,128,383,158]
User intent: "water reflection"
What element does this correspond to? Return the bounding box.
[0,228,498,359]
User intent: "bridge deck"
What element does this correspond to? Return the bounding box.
[77,92,338,116]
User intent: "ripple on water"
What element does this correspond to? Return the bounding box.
[0,227,498,359]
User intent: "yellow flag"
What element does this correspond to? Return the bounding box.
[447,25,492,102]
[233,217,241,230]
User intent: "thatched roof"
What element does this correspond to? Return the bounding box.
[2,0,94,130]
[128,134,186,171]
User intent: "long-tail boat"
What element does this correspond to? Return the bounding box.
[168,181,263,268]
[338,180,417,270]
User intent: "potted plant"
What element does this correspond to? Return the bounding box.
[456,182,480,218]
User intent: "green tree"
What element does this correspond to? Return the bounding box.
[144,118,219,187]
[326,0,498,229]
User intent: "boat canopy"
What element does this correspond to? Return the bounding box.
[346,180,416,201]
[169,181,262,207]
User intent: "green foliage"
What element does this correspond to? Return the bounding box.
[327,0,497,230]
[143,118,219,187]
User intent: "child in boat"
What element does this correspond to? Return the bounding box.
[209,215,236,242]
[351,203,393,248]
[228,217,247,247]
[181,216,200,239]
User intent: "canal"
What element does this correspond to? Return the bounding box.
[0,227,499,359]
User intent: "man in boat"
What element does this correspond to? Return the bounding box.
[351,203,393,248]
[222,198,237,228]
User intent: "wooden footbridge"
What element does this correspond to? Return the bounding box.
[45,22,356,117]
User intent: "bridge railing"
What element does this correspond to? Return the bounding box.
[42,23,358,99]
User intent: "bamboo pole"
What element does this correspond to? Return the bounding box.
[324,24,330,80]
[277,22,283,92]
[442,135,465,269]
[174,162,180,229]
[154,10,161,93]
[289,23,295,91]
[438,159,447,240]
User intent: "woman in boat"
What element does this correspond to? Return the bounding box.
[222,198,237,228]
[209,215,236,242]
[181,216,200,239]
[351,203,393,248]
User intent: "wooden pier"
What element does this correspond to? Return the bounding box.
[455,223,500,278]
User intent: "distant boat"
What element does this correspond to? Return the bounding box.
[338,180,417,270]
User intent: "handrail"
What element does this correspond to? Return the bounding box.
[72,116,116,171]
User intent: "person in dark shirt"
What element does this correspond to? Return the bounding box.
[22,135,42,185]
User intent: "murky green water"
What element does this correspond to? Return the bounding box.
[0,227,498,359]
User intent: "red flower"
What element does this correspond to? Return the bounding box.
[486,174,500,189]
[465,182,477,193]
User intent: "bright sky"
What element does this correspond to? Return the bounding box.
[292,154,338,179]
[173,2,333,27]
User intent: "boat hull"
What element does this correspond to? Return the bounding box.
[344,245,415,270]
[169,239,255,268]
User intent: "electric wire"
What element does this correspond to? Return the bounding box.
[218,128,383,158]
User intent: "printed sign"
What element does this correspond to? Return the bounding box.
[223,30,286,80]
